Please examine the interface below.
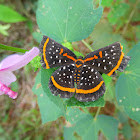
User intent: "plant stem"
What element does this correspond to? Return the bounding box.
[94,107,101,121]
[122,0,140,36]
[82,40,94,52]
[0,44,28,53]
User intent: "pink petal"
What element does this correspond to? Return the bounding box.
[0,71,16,86]
[0,47,39,72]
[0,71,16,95]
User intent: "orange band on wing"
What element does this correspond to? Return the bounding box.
[51,76,75,92]
[99,51,102,58]
[84,55,98,62]
[59,48,63,55]
[107,52,124,76]
[43,38,50,69]
[76,81,104,94]
[63,53,76,61]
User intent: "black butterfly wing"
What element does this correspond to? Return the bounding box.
[75,64,105,102]
[84,42,130,76]
[40,36,77,69]
[49,64,75,98]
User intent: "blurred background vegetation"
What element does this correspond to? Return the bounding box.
[0,0,140,139]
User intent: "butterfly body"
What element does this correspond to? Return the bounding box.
[40,36,130,102]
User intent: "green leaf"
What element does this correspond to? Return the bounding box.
[0,4,26,23]
[64,113,118,140]
[102,74,115,102]
[101,0,113,7]
[36,0,103,42]
[41,68,66,115]
[32,70,66,124]
[66,107,87,124]
[122,123,132,140]
[64,127,76,140]
[89,19,128,53]
[116,42,140,123]
[0,24,10,36]
[32,31,43,43]
[65,96,105,107]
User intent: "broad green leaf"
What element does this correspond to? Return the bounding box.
[117,111,129,123]
[122,123,132,140]
[32,31,43,43]
[32,70,66,124]
[65,96,105,107]
[41,68,66,115]
[116,42,140,123]
[64,113,118,140]
[0,4,26,23]
[64,127,76,140]
[36,0,103,42]
[102,74,115,102]
[89,19,128,53]
[66,107,87,124]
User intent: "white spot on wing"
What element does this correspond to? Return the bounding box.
[104,66,107,70]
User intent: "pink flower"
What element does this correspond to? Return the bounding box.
[0,47,39,99]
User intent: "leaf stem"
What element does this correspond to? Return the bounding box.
[94,107,101,120]
[82,40,94,52]
[122,0,140,36]
[0,44,28,53]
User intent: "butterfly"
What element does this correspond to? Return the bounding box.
[39,36,130,102]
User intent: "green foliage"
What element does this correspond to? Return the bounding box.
[122,123,132,140]
[62,42,73,51]
[36,0,103,42]
[89,19,127,52]
[0,24,10,36]
[64,108,118,140]
[32,31,43,43]
[108,3,129,25]
[116,42,140,123]
[0,4,26,23]
[101,0,113,7]
[30,56,41,69]
[32,70,66,124]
